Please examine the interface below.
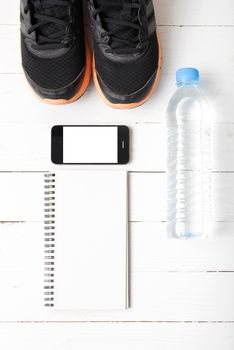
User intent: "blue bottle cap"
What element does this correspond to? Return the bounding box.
[176,68,200,87]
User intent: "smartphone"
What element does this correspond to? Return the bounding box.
[51,125,129,165]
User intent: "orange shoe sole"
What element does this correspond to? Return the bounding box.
[29,38,92,105]
[92,32,162,109]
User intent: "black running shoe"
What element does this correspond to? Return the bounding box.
[88,0,162,109]
[20,0,91,104]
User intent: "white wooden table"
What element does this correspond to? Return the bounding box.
[1,0,234,349]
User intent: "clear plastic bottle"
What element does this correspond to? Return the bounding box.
[166,68,212,239]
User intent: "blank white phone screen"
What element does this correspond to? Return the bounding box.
[63,126,118,163]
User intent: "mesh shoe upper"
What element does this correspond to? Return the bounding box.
[21,35,85,90]
[20,0,86,91]
[94,35,159,95]
[89,0,159,98]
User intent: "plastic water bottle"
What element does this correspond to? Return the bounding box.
[166,68,212,239]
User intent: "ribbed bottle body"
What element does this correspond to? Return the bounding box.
[166,85,211,238]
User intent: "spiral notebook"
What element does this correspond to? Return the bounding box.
[44,171,128,310]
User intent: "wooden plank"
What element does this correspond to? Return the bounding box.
[1,26,234,74]
[160,27,234,75]
[130,172,234,223]
[156,0,234,26]
[2,0,234,25]
[0,323,234,350]
[0,122,234,170]
[1,222,234,321]
[0,73,173,123]
[131,222,234,272]
[0,1,19,24]
[1,269,234,321]
[0,172,234,222]
[0,173,43,221]
[0,26,21,73]
[0,223,43,271]
[1,220,234,273]
[0,74,233,125]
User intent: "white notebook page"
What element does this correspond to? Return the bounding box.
[54,171,128,310]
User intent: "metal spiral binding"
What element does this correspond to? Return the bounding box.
[44,173,55,307]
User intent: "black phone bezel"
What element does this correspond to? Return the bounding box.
[51,125,129,165]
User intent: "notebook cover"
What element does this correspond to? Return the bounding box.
[44,171,128,310]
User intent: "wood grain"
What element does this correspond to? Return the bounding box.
[1,323,234,350]
[0,122,234,170]
[2,26,234,74]
[0,0,234,347]
[2,0,234,25]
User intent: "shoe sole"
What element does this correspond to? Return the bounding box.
[28,38,92,105]
[93,32,162,109]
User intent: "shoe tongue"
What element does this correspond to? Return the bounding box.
[31,0,69,39]
[97,0,139,46]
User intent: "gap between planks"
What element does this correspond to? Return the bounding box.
[1,320,234,324]
[0,171,234,173]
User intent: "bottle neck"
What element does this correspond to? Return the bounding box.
[177,80,199,88]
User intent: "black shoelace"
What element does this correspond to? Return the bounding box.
[93,0,147,54]
[24,0,75,50]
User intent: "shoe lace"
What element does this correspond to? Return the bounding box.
[93,0,147,54]
[24,0,76,50]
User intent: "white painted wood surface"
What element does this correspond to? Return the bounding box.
[0,0,234,348]
[1,323,234,350]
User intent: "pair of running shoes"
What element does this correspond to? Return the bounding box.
[20,0,162,109]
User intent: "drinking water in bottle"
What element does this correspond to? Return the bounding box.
[166,68,212,239]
